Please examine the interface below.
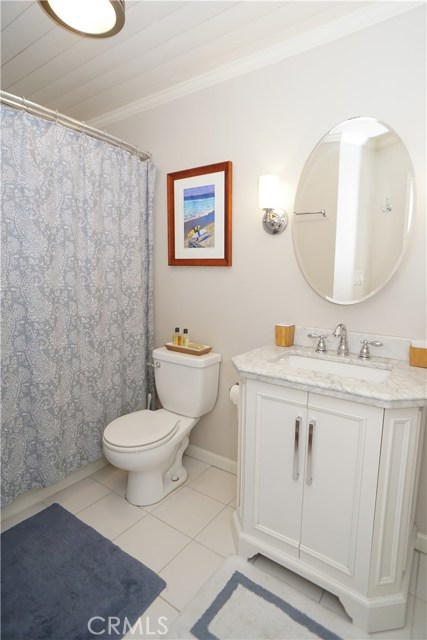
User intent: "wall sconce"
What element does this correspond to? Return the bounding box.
[258,175,288,234]
[39,0,125,38]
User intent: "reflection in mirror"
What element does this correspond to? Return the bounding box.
[293,117,415,304]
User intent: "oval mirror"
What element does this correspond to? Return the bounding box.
[293,117,416,304]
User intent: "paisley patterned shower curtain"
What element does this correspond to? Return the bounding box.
[1,105,156,505]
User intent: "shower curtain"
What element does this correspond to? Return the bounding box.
[1,105,156,506]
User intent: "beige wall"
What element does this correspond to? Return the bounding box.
[106,8,427,533]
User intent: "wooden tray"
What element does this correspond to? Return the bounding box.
[165,342,212,355]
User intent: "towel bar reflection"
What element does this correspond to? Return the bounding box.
[295,209,327,217]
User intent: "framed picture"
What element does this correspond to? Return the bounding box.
[167,161,232,266]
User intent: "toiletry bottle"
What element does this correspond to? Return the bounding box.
[182,328,189,347]
[173,328,181,346]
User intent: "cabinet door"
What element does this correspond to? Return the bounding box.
[299,393,383,588]
[244,380,307,557]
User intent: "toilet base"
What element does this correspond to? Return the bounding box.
[126,464,188,506]
[125,436,190,506]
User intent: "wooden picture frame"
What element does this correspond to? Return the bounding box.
[167,161,232,266]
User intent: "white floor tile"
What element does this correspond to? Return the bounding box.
[114,514,191,573]
[42,477,111,513]
[183,454,209,484]
[141,487,184,513]
[189,466,237,504]
[195,506,236,557]
[159,541,223,611]
[151,487,224,538]
[1,502,47,532]
[122,597,179,640]
[76,492,146,540]
[91,464,127,497]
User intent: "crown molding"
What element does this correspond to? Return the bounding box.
[89,1,422,128]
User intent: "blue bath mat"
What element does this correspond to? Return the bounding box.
[1,503,166,640]
[191,571,343,640]
[167,556,352,639]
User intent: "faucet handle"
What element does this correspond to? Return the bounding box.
[359,340,383,359]
[308,333,328,353]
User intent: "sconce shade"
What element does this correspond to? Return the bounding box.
[258,175,279,210]
[39,0,125,38]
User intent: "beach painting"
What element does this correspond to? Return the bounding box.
[184,184,215,248]
[167,161,232,266]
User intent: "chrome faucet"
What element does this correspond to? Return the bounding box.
[308,332,328,353]
[333,323,349,356]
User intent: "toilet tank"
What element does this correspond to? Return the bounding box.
[153,347,221,418]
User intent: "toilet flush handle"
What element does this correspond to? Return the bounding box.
[147,361,160,368]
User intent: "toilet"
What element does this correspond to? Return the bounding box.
[102,347,221,506]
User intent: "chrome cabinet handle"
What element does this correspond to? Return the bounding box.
[306,419,315,485]
[293,417,302,480]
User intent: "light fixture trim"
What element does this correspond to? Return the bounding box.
[262,209,288,234]
[39,0,125,38]
[258,174,288,234]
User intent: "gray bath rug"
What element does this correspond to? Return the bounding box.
[1,503,166,639]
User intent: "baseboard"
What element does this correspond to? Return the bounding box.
[1,458,108,521]
[415,531,427,554]
[185,444,237,475]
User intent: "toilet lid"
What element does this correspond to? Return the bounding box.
[103,410,180,449]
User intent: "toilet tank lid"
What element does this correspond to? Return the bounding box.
[153,347,221,368]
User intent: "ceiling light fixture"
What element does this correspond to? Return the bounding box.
[39,0,125,38]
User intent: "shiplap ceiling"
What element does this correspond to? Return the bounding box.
[1,0,421,126]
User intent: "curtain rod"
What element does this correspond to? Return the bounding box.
[0,91,151,162]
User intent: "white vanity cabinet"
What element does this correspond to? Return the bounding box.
[234,377,424,633]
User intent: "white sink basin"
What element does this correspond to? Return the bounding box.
[280,354,391,383]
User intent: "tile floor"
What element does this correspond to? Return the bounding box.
[2,455,426,639]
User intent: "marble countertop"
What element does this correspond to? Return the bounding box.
[232,345,427,408]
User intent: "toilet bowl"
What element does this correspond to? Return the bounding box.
[103,408,197,505]
[102,347,221,506]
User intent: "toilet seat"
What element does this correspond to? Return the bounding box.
[103,410,180,452]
